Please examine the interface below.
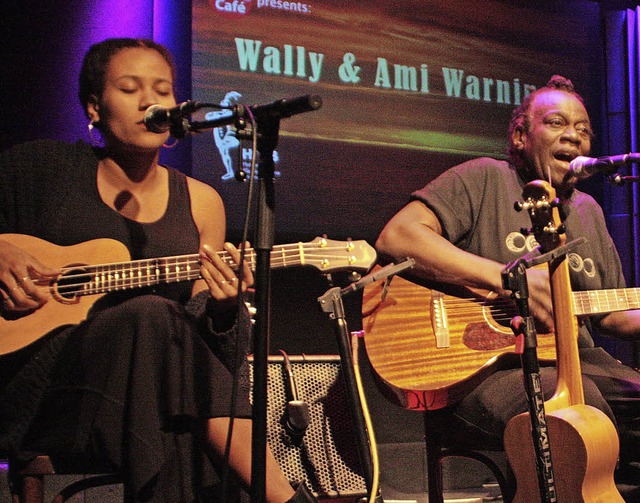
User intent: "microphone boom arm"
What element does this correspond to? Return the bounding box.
[187,105,247,133]
[174,95,323,135]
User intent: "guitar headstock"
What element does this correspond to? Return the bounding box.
[303,237,377,273]
[518,180,564,253]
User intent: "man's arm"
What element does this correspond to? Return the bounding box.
[377,200,508,292]
[376,199,554,330]
[598,311,640,340]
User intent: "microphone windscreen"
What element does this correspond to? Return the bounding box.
[143,105,170,133]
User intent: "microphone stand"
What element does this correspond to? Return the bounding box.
[250,113,280,503]
[166,95,322,502]
[236,99,321,502]
[184,104,277,502]
[609,174,640,185]
[317,259,415,502]
[502,255,557,503]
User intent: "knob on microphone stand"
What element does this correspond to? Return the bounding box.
[609,174,640,185]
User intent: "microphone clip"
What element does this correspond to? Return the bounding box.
[279,350,310,442]
[609,174,640,185]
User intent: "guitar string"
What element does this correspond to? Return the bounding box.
[49,246,366,295]
[53,244,363,270]
[436,291,640,313]
[53,250,360,280]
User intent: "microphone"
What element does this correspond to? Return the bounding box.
[143,101,204,134]
[248,94,322,120]
[569,154,640,179]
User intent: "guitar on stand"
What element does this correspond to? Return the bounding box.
[503,180,623,502]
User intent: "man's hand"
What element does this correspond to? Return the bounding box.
[524,266,555,333]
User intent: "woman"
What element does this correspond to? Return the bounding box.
[0,38,315,502]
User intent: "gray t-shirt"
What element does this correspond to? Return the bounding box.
[411,157,626,346]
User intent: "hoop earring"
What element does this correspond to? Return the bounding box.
[163,136,178,149]
[88,122,103,147]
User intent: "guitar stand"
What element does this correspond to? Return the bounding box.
[317,259,415,503]
[501,238,584,503]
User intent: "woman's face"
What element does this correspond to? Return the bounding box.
[89,47,176,153]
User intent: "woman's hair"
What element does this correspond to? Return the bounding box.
[507,75,587,163]
[79,37,177,118]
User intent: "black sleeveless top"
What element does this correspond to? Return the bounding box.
[1,140,201,304]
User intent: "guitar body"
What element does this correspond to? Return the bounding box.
[362,269,557,409]
[0,234,131,354]
[505,404,622,502]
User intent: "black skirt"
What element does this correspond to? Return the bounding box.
[1,294,252,502]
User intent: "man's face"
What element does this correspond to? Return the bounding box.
[515,89,592,194]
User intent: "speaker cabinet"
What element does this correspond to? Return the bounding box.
[249,355,367,499]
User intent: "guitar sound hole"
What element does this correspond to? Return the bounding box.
[462,297,520,351]
[483,296,518,330]
[56,267,91,300]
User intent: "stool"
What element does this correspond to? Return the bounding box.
[8,455,122,503]
[423,409,515,503]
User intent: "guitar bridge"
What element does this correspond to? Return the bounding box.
[430,290,450,348]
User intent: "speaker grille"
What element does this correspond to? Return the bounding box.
[249,355,367,498]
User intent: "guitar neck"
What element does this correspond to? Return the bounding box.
[574,287,640,316]
[60,243,311,297]
[549,256,585,409]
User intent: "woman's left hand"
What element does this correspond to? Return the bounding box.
[199,242,254,304]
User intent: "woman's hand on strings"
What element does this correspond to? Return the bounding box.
[199,242,253,304]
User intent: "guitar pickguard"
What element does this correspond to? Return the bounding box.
[462,322,514,351]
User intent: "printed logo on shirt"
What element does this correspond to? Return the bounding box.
[505,231,538,254]
[568,253,596,278]
[505,231,596,278]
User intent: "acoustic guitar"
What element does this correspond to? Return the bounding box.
[0,234,376,355]
[503,180,622,502]
[361,266,640,410]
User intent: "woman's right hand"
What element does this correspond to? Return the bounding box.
[0,239,60,315]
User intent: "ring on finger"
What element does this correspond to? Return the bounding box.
[220,279,227,285]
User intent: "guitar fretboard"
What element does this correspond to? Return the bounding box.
[59,254,202,297]
[53,240,364,298]
[573,288,640,316]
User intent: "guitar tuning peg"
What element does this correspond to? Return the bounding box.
[520,227,531,236]
[557,223,566,235]
[514,200,524,212]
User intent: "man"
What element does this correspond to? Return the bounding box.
[375,75,640,497]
